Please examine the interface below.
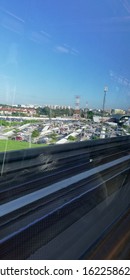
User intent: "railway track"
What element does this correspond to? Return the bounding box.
[0,147,130,204]
[1,138,130,259]
[0,155,130,259]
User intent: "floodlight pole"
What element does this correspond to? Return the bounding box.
[102,86,108,123]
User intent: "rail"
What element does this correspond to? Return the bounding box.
[0,154,130,259]
[0,136,130,176]
[0,136,130,259]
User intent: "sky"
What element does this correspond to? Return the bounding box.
[0,0,130,109]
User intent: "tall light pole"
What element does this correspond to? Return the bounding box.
[102,86,108,123]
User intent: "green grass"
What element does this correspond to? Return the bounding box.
[0,140,47,152]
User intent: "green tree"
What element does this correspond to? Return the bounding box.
[92,135,99,140]
[87,111,94,120]
[1,120,10,126]
[36,107,75,117]
[31,129,40,138]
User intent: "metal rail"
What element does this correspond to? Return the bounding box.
[0,155,130,259]
[0,136,130,176]
[0,148,129,204]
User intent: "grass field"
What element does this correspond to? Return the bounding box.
[0,140,47,152]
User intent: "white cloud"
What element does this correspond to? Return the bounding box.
[55,45,69,54]
[55,44,79,55]
[40,30,51,39]
[30,30,50,44]
[71,48,79,55]
[109,70,130,88]
[121,0,130,14]
[5,10,25,23]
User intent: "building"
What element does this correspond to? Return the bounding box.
[111,109,126,115]
[0,106,36,116]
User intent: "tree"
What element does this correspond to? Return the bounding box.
[31,129,40,138]
[92,135,99,140]
[87,111,94,120]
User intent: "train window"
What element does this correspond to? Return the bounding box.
[0,0,130,260]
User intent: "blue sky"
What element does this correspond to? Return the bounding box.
[0,0,130,109]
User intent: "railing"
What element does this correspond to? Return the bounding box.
[0,136,130,175]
